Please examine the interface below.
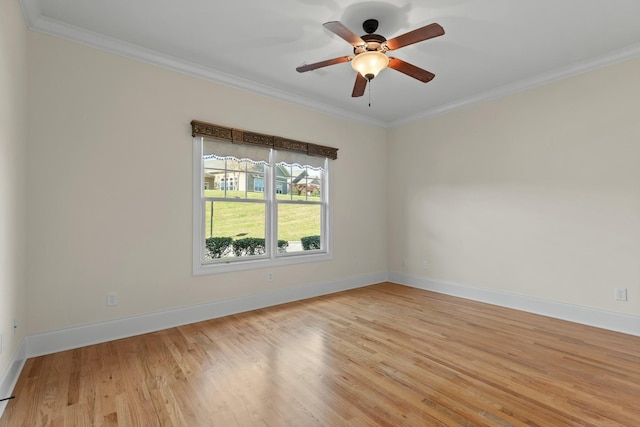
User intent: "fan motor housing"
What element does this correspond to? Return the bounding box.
[354,33,387,54]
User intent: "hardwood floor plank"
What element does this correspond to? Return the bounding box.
[2,282,640,426]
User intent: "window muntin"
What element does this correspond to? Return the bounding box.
[194,136,331,274]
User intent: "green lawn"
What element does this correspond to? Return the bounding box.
[204,190,321,241]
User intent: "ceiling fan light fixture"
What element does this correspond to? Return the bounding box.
[351,51,389,80]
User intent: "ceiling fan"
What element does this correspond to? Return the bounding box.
[296,19,444,97]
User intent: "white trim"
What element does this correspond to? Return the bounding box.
[5,270,639,411]
[18,273,640,356]
[25,272,387,358]
[389,271,640,337]
[19,4,381,128]
[193,138,333,275]
[0,339,27,418]
[20,1,640,129]
[195,251,332,275]
[193,136,205,275]
[388,42,640,128]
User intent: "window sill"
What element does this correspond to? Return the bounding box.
[193,251,332,275]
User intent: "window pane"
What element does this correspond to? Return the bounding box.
[204,201,266,259]
[275,164,322,202]
[203,159,265,200]
[203,158,225,193]
[277,203,322,252]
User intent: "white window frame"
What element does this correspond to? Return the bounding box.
[192,136,332,275]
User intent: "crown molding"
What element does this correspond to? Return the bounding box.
[19,1,383,129]
[18,0,40,28]
[19,1,640,130]
[389,42,640,128]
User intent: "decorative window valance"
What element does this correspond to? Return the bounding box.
[203,136,271,164]
[191,120,338,160]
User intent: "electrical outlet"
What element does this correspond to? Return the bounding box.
[267,272,273,282]
[107,292,118,307]
[354,259,360,269]
[402,259,407,267]
[615,288,628,301]
[421,260,429,269]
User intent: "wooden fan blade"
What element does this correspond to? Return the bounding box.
[296,56,352,73]
[388,58,435,83]
[352,72,367,97]
[323,21,365,47]
[386,23,444,51]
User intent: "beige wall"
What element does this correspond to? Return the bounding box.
[388,57,640,315]
[7,10,640,354]
[26,32,388,334]
[0,0,28,378]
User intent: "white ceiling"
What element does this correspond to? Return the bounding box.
[20,0,640,128]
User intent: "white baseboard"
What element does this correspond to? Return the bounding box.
[26,271,388,358]
[389,271,640,337]
[3,270,639,419]
[0,339,26,418]
[21,271,640,358]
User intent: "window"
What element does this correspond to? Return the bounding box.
[191,121,337,275]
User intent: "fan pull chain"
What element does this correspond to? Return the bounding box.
[368,81,371,107]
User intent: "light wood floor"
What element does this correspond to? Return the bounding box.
[2,282,639,426]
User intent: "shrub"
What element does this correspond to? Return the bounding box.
[205,237,233,258]
[278,240,289,253]
[301,235,321,250]
[233,237,266,256]
[209,237,289,257]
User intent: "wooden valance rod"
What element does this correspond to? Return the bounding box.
[191,120,338,160]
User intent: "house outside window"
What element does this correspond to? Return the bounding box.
[253,177,264,192]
